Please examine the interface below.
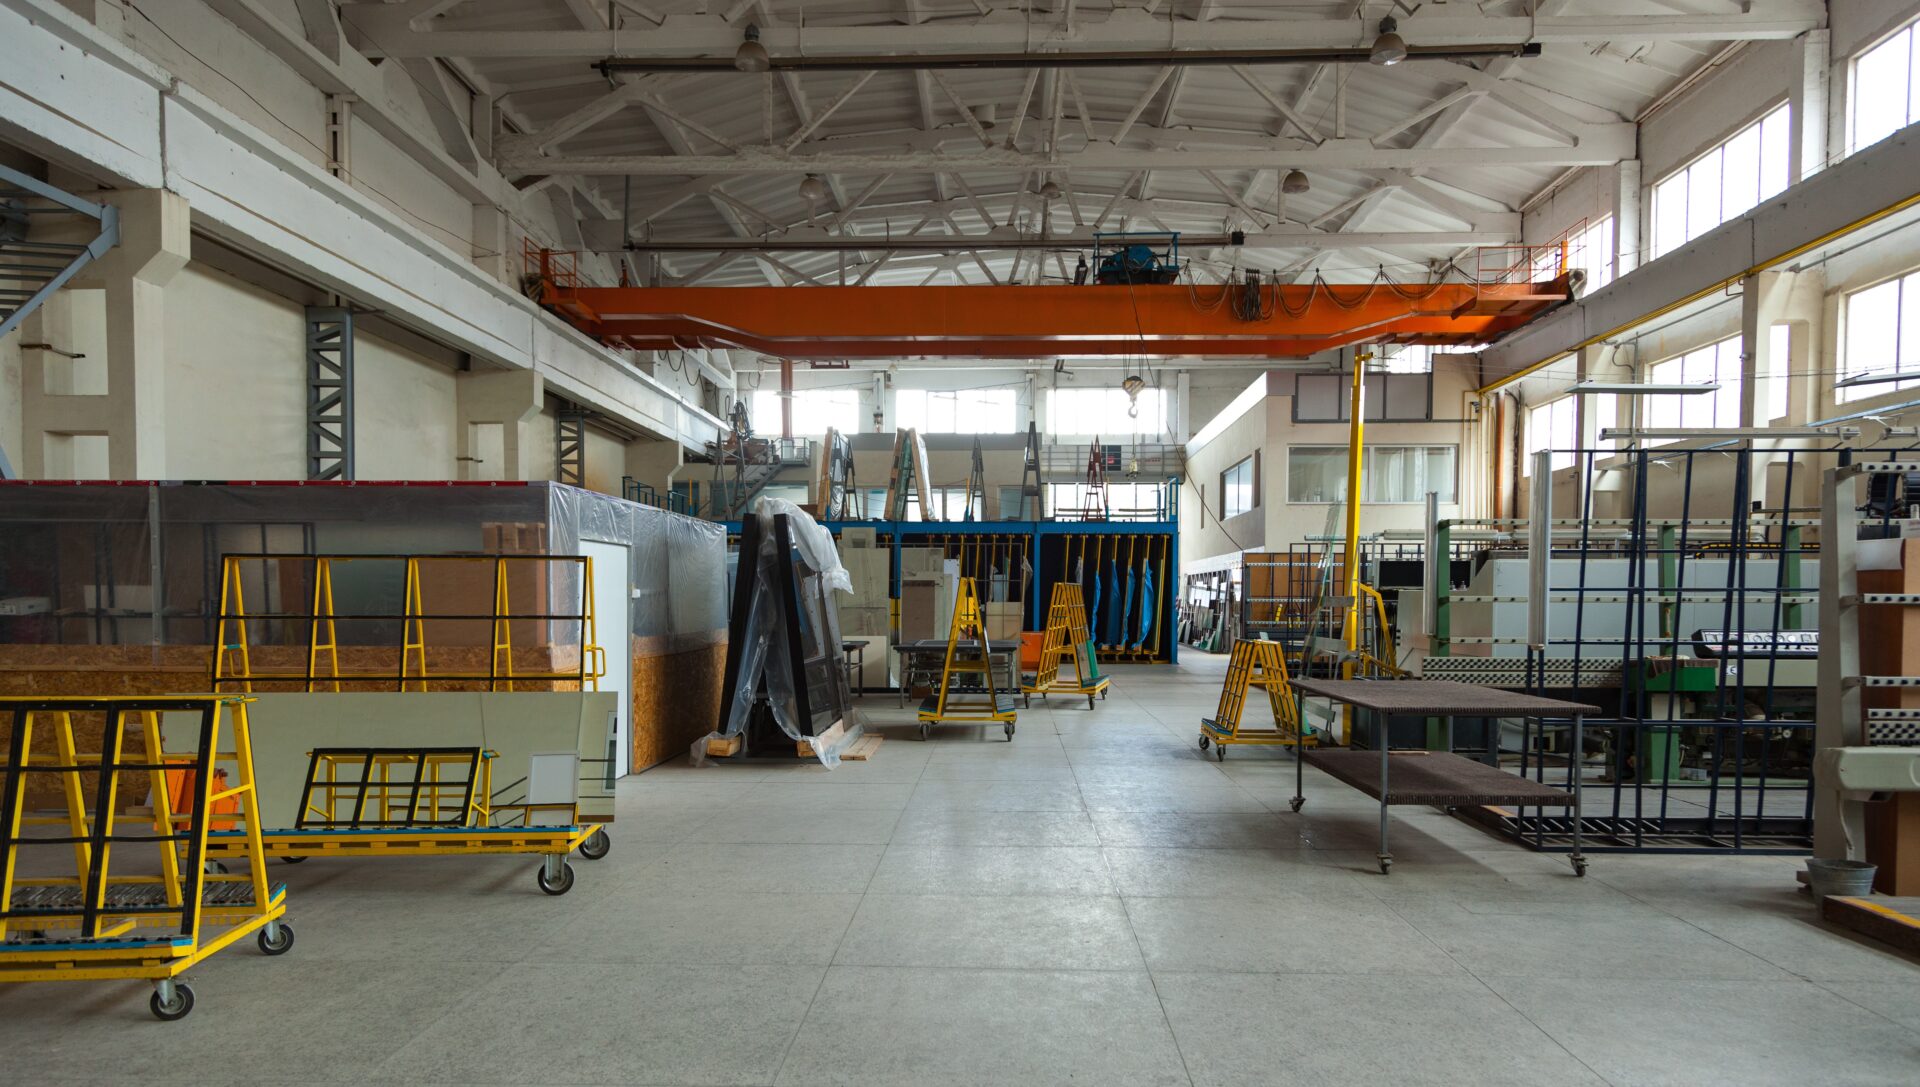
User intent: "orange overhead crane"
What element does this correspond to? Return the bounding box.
[526,246,1577,359]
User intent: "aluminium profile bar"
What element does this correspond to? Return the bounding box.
[1570,382,1719,395]
[1600,426,1862,441]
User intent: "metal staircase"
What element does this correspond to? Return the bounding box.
[0,164,119,341]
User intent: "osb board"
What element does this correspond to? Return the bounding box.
[632,639,728,771]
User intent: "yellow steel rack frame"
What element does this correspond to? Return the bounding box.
[918,577,1017,740]
[1022,582,1110,709]
[0,695,291,1021]
[1198,640,1314,761]
[301,748,496,828]
[212,553,605,693]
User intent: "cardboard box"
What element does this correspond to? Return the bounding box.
[900,576,941,642]
[984,602,1024,641]
[839,527,878,549]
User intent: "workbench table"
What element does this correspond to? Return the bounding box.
[1286,678,1600,875]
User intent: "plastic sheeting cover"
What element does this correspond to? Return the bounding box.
[693,497,854,768]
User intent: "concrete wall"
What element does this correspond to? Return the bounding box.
[1179,367,1478,576]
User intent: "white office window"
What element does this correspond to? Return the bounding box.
[1850,19,1920,156]
[1221,455,1256,518]
[1840,270,1920,402]
[1529,217,1615,289]
[1374,345,1431,373]
[894,388,1017,434]
[1768,323,1791,421]
[1047,387,1167,437]
[1287,446,1455,504]
[1644,338,1743,440]
[1651,104,1791,259]
[748,388,859,435]
[1525,396,1578,473]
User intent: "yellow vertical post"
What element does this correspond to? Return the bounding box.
[401,559,428,692]
[1341,353,1370,739]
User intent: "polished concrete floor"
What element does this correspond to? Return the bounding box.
[5,657,1919,1085]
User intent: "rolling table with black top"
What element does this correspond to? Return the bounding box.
[892,639,1021,708]
[1285,678,1600,875]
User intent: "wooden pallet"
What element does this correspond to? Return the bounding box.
[839,733,884,761]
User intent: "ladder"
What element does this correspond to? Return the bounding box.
[1198,639,1310,760]
[1022,582,1110,708]
[918,577,1017,739]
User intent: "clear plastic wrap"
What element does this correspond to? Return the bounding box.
[693,497,856,767]
[0,481,726,653]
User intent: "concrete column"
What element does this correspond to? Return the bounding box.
[1741,271,1799,428]
[457,368,544,480]
[1791,29,1833,181]
[21,189,187,480]
[1613,159,1643,278]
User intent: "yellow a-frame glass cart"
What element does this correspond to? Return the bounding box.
[1198,639,1313,761]
[0,695,291,1020]
[918,577,1018,740]
[1021,582,1110,709]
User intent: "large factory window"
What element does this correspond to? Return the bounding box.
[895,388,1017,433]
[1651,103,1789,259]
[1850,17,1920,156]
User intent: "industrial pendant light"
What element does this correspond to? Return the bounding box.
[1039,178,1063,200]
[1281,169,1310,195]
[1370,17,1408,66]
[798,173,828,203]
[734,24,771,73]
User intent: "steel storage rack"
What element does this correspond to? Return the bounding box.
[203,552,612,894]
[0,695,292,1020]
[1420,443,1920,855]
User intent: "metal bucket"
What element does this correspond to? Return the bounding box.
[1805,858,1877,905]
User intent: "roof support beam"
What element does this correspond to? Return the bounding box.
[501,135,1636,175]
[353,6,1828,58]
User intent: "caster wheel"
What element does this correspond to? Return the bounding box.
[150,984,195,1022]
[536,861,576,896]
[1214,744,1226,762]
[1572,859,1588,878]
[1087,695,1096,710]
[1100,689,1107,700]
[578,828,611,861]
[1004,723,1016,740]
[1288,798,1305,813]
[1377,857,1393,875]
[257,922,295,956]
[1198,736,1211,751]
[920,724,931,741]
[281,856,307,865]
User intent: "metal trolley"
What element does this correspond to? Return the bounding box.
[0,695,292,1020]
